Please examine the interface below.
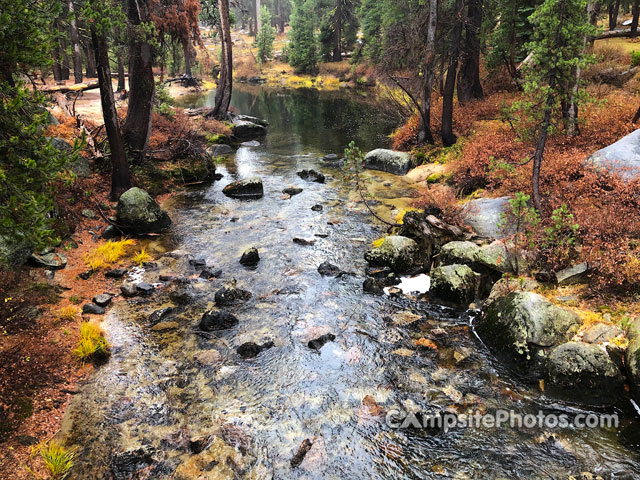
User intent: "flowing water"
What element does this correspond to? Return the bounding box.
[62,85,640,479]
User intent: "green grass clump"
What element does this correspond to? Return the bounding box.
[73,321,110,362]
[34,439,76,479]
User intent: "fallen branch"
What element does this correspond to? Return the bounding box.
[41,80,100,93]
[595,28,632,40]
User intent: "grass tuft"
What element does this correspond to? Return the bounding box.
[33,439,76,479]
[84,239,135,271]
[56,306,79,322]
[132,248,152,266]
[73,321,110,362]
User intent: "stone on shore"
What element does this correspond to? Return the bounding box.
[116,187,172,235]
[364,235,422,274]
[363,149,415,175]
[461,197,512,240]
[585,129,640,181]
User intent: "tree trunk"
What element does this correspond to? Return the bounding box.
[52,41,63,83]
[275,0,284,33]
[441,0,464,147]
[256,0,262,32]
[532,76,556,212]
[85,40,97,78]
[183,38,192,76]
[632,0,639,37]
[91,26,131,200]
[609,0,621,30]
[68,0,83,84]
[419,0,438,144]
[332,0,342,62]
[123,0,155,155]
[0,64,15,88]
[57,17,70,80]
[457,0,483,102]
[117,50,126,92]
[210,0,233,119]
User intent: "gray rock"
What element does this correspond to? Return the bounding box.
[475,292,581,375]
[487,277,540,304]
[311,204,323,212]
[364,235,422,274]
[240,140,261,147]
[475,240,533,274]
[148,307,175,325]
[93,294,112,307]
[318,261,342,277]
[439,241,481,267]
[51,137,92,178]
[293,237,316,246]
[582,322,622,344]
[430,264,479,305]
[82,303,105,315]
[555,262,589,285]
[546,342,624,404]
[461,197,512,240]
[585,129,640,181]
[215,286,252,305]
[235,114,269,127]
[282,187,303,196]
[625,318,640,402]
[297,170,325,183]
[120,283,137,297]
[101,225,120,239]
[0,234,31,266]
[232,119,267,139]
[81,209,98,220]
[29,252,67,270]
[207,144,234,156]
[308,333,336,350]
[116,187,172,235]
[105,268,128,278]
[239,247,260,266]
[323,153,339,161]
[364,149,415,175]
[237,340,275,359]
[199,310,239,331]
[136,282,155,295]
[223,177,264,199]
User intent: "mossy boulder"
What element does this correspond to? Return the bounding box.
[364,235,422,274]
[429,264,479,305]
[222,177,264,199]
[475,292,581,376]
[546,342,624,405]
[439,241,481,267]
[364,149,415,175]
[232,120,267,139]
[172,158,218,184]
[116,187,172,235]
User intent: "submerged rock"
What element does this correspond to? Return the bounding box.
[318,261,342,277]
[282,186,303,196]
[215,286,252,305]
[429,264,479,305]
[116,187,172,235]
[110,446,156,480]
[364,235,422,274]
[311,204,323,212]
[546,342,624,404]
[364,149,414,175]
[297,169,325,183]
[239,247,260,266]
[222,177,264,199]
[237,341,275,359]
[207,144,234,156]
[308,333,336,350]
[475,292,581,376]
[199,311,239,331]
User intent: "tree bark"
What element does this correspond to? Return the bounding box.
[256,0,262,32]
[418,0,438,144]
[332,0,342,62]
[210,0,233,119]
[68,0,83,84]
[183,37,192,76]
[117,50,126,92]
[632,0,639,37]
[532,82,555,212]
[84,39,98,78]
[0,64,15,88]
[123,0,155,155]
[609,0,621,30]
[91,26,131,200]
[457,0,483,102]
[441,0,464,147]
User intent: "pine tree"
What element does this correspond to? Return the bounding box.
[256,6,275,63]
[358,0,385,61]
[288,0,319,74]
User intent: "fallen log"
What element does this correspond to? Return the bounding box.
[41,80,100,93]
[595,28,632,40]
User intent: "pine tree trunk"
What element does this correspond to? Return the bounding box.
[256,0,262,32]
[91,26,131,200]
[117,50,126,92]
[609,0,621,30]
[457,0,483,102]
[0,64,15,88]
[441,0,463,147]
[68,0,83,84]
[58,18,70,80]
[532,77,556,212]
[210,0,233,119]
[183,38,192,76]
[632,0,639,36]
[123,0,155,155]
[52,40,63,83]
[418,0,438,144]
[332,0,342,62]
[85,39,98,78]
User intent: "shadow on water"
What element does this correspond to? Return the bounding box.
[62,85,640,479]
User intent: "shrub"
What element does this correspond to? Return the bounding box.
[73,321,110,362]
[631,50,640,68]
[56,306,79,322]
[413,185,463,227]
[33,439,76,479]
[541,204,580,269]
[499,193,540,274]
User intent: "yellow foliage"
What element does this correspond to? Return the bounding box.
[56,306,79,322]
[394,208,420,225]
[623,250,640,284]
[73,321,110,362]
[372,237,385,248]
[32,439,76,479]
[84,239,135,270]
[133,248,152,266]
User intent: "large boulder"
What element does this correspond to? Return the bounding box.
[546,342,624,405]
[438,241,481,267]
[116,188,172,235]
[429,264,479,305]
[364,149,415,176]
[585,129,640,181]
[222,177,264,199]
[625,318,640,402]
[207,144,234,156]
[364,235,422,274]
[461,197,512,240]
[439,240,530,276]
[232,120,267,139]
[29,251,67,270]
[475,292,581,376]
[234,114,269,127]
[0,234,31,267]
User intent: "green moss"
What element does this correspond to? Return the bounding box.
[206,133,229,146]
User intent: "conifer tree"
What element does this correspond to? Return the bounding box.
[288,0,319,74]
[256,6,275,63]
